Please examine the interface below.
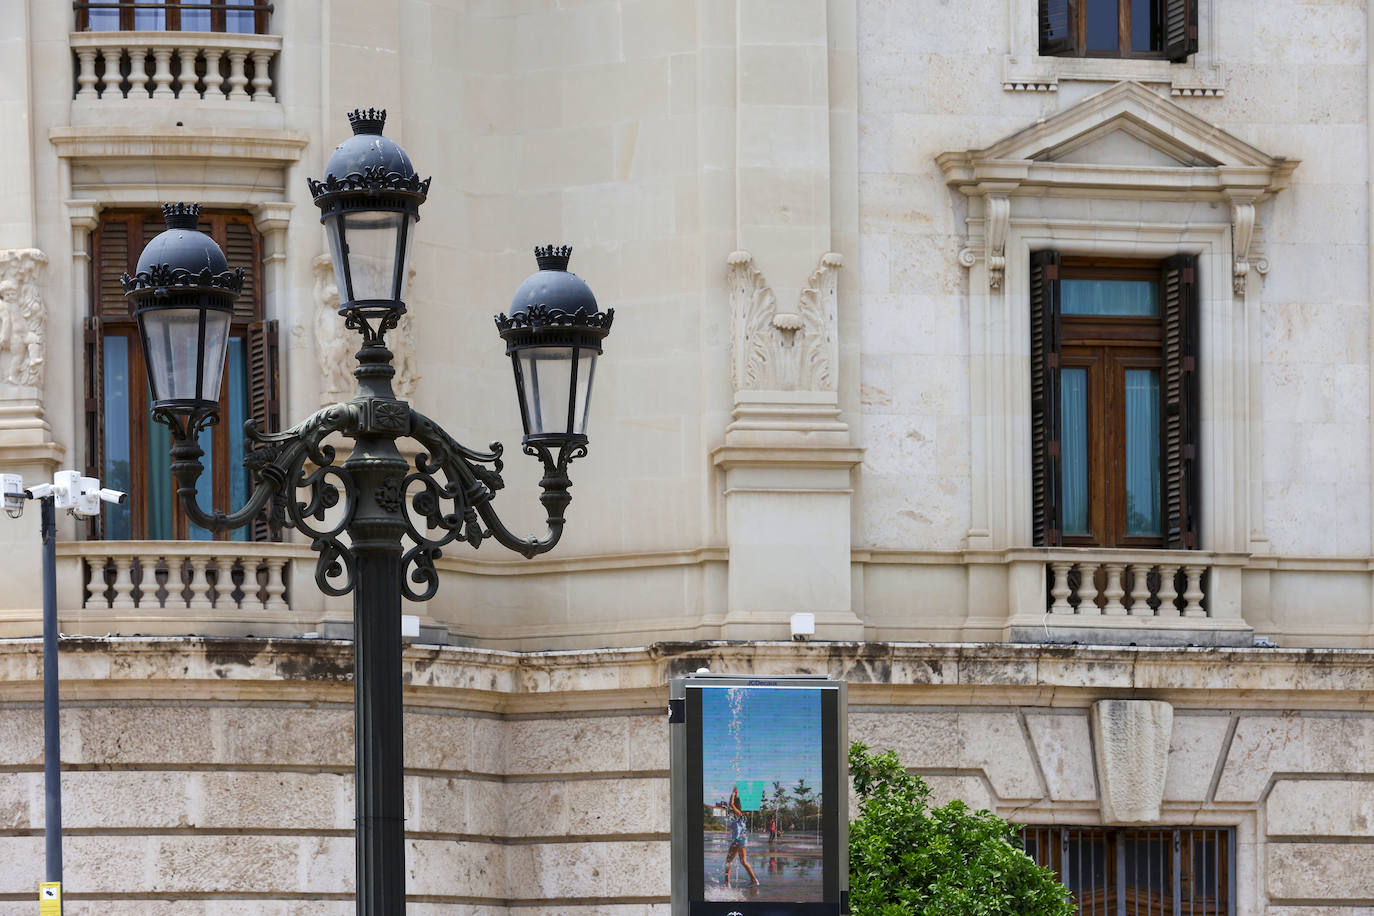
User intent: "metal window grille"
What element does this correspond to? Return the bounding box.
[1019,826,1234,916]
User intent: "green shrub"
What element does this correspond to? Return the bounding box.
[849,742,1074,916]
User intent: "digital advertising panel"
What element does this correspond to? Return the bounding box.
[669,674,848,916]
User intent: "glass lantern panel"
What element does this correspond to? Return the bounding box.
[142,308,231,404]
[326,211,415,304]
[518,347,576,438]
[574,351,598,436]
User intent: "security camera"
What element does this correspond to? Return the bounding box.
[790,612,815,642]
[98,489,127,506]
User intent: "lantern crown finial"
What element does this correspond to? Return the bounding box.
[535,244,572,272]
[347,108,387,136]
[162,202,201,230]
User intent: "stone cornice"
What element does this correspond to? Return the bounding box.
[50,126,308,164]
[0,638,1370,713]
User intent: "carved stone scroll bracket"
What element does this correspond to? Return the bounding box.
[1230,197,1257,295]
[985,193,1010,289]
[726,250,842,394]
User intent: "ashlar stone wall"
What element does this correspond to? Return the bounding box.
[2,639,1372,913]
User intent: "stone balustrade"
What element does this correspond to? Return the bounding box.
[70,31,281,102]
[70,541,292,613]
[1045,549,1210,618]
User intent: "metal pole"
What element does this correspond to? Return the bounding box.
[346,340,410,915]
[41,494,62,903]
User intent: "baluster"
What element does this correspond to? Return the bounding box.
[110,556,135,609]
[1182,565,1207,617]
[187,556,213,610]
[1076,562,1100,615]
[202,48,225,98]
[1157,565,1182,617]
[1129,564,1154,616]
[1048,562,1074,614]
[127,45,151,98]
[141,555,167,608]
[250,50,273,101]
[75,48,99,98]
[85,557,110,608]
[176,47,200,99]
[99,46,124,98]
[264,557,288,611]
[1102,563,1126,615]
[150,46,175,98]
[226,50,250,100]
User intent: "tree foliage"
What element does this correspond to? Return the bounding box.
[849,742,1074,916]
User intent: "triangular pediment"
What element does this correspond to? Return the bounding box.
[937,82,1296,195]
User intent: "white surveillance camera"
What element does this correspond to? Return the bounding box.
[790,612,815,642]
[98,489,127,506]
[25,483,53,500]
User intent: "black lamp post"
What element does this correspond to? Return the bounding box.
[123,108,613,915]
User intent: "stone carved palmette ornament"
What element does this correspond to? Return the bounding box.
[727,251,843,391]
[311,253,419,404]
[0,249,48,391]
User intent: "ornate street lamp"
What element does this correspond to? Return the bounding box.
[125,109,613,915]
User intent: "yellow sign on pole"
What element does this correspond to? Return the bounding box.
[38,882,61,915]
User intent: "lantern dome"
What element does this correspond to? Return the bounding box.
[322,108,418,184]
[133,203,231,281]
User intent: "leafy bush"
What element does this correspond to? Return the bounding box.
[849,742,1074,916]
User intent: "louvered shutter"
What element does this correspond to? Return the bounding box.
[1163,0,1197,62]
[224,220,260,319]
[1161,254,1199,549]
[247,319,280,541]
[1039,0,1074,56]
[95,218,131,317]
[1030,250,1063,547]
[83,316,105,539]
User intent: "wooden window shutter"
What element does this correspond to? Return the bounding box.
[1161,254,1200,549]
[247,319,280,541]
[1030,250,1063,547]
[224,220,261,320]
[84,316,106,539]
[1163,0,1198,62]
[94,218,132,318]
[1039,0,1075,56]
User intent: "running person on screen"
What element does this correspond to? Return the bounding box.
[723,786,760,887]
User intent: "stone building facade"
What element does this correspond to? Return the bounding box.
[0,0,1372,912]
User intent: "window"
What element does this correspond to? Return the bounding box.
[1039,0,1197,61]
[76,1,272,34]
[1031,252,1198,549]
[1019,826,1233,915]
[85,209,279,542]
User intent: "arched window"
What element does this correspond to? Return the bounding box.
[85,209,279,541]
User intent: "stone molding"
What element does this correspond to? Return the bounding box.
[727,250,842,394]
[938,81,1295,555]
[1092,699,1174,823]
[50,126,307,164]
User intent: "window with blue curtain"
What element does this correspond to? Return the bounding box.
[1031,253,1199,549]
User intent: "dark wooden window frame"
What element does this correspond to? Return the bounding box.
[1019,825,1235,915]
[1031,251,1199,550]
[75,1,272,34]
[1039,0,1198,61]
[1059,258,1165,549]
[88,209,279,541]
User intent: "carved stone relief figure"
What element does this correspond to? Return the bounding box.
[0,249,49,391]
[312,254,420,404]
[727,251,842,392]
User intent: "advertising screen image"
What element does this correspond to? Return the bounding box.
[700,686,825,902]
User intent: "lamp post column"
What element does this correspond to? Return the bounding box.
[344,341,410,915]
